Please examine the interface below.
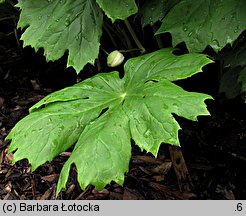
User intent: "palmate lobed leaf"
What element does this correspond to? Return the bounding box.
[17,0,103,73]
[16,0,138,73]
[217,42,246,68]
[6,49,213,195]
[156,0,246,52]
[217,36,246,101]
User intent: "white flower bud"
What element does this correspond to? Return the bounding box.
[107,50,124,67]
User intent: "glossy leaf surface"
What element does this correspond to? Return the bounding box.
[6,49,213,195]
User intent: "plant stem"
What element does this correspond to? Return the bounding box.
[103,23,118,49]
[119,48,141,53]
[124,20,146,53]
[168,146,194,192]
[100,47,109,55]
[115,22,134,51]
[0,16,14,22]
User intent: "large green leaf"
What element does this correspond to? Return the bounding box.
[156,0,246,52]
[224,44,246,68]
[96,0,137,22]
[218,39,246,68]
[217,34,246,101]
[17,0,103,73]
[140,0,180,27]
[6,49,213,195]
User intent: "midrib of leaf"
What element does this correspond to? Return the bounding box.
[124,54,154,91]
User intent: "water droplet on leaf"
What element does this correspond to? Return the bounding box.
[58,126,64,131]
[65,18,70,26]
[144,129,151,138]
[226,36,233,44]
[234,25,240,33]
[75,34,80,40]
[163,104,168,109]
[172,103,179,110]
[183,26,188,32]
[231,12,236,19]
[211,39,220,50]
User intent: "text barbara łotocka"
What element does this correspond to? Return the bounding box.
[2,202,100,213]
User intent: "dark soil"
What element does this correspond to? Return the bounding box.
[1,3,246,200]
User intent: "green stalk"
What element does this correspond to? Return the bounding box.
[124,20,146,53]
